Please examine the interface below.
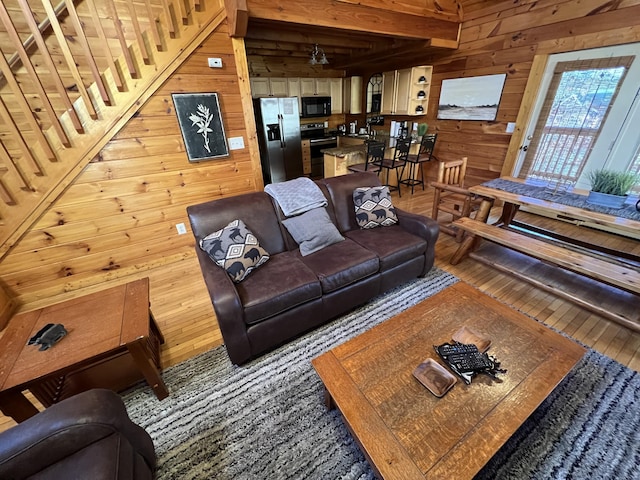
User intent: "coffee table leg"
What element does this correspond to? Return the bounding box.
[323,387,336,410]
[0,390,39,423]
[127,340,169,400]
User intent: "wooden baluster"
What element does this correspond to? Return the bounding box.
[173,0,188,24]
[160,0,176,36]
[106,0,139,79]
[125,0,150,63]
[0,125,35,192]
[144,0,163,50]
[0,3,71,147]
[63,0,112,106]
[1,1,67,77]
[85,0,124,91]
[0,50,55,164]
[40,0,97,120]
[0,177,16,206]
[17,0,84,133]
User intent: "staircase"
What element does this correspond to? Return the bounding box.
[0,0,227,259]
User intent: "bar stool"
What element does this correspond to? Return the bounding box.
[400,133,437,194]
[348,141,385,174]
[376,137,410,197]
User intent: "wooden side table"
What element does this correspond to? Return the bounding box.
[0,277,168,422]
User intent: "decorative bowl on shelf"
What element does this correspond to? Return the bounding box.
[415,105,424,113]
[417,90,426,99]
[418,75,426,83]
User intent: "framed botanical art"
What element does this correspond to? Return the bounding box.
[437,74,507,121]
[172,92,229,161]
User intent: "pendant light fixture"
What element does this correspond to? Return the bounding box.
[309,44,329,65]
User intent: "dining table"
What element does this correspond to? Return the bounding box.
[452,176,640,262]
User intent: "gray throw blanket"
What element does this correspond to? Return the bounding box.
[264,177,328,217]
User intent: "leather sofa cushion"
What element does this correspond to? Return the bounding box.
[188,192,287,255]
[345,225,427,271]
[320,171,381,233]
[297,238,379,293]
[239,251,322,325]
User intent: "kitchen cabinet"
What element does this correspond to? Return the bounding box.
[330,78,343,114]
[380,70,397,115]
[250,77,288,97]
[287,78,301,98]
[380,66,431,116]
[301,78,331,96]
[343,76,363,114]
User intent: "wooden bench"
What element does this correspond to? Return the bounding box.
[451,217,640,332]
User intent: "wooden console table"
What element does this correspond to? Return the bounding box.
[0,277,168,422]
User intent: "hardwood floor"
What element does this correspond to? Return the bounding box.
[1,185,638,433]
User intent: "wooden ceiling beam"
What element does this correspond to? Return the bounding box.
[336,0,462,22]
[246,0,460,42]
[224,0,249,37]
[330,39,452,69]
[245,22,377,49]
[246,39,360,56]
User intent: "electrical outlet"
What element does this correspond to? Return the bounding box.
[176,223,187,235]
[207,58,222,68]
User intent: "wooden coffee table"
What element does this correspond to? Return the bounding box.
[312,282,585,479]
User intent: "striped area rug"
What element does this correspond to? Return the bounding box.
[122,269,640,479]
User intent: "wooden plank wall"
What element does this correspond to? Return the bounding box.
[428,0,640,185]
[351,0,640,187]
[1,0,639,345]
[0,21,260,309]
[0,285,16,330]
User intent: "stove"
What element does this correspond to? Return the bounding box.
[300,123,337,141]
[300,123,337,178]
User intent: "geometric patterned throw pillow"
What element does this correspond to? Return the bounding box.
[199,219,270,283]
[353,186,398,229]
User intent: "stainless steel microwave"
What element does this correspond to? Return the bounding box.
[301,96,331,118]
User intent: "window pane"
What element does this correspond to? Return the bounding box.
[525,66,626,184]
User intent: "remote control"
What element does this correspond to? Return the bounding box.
[434,341,506,385]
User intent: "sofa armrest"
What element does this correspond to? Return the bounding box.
[0,389,155,478]
[194,247,251,365]
[395,208,439,244]
[395,208,439,276]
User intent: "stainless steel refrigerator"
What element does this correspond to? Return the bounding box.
[254,97,303,184]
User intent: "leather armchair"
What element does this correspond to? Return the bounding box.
[0,389,155,480]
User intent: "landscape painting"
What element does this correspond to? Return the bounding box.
[437,74,507,121]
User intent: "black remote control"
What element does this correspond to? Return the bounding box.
[434,341,506,384]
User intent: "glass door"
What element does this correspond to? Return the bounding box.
[514,43,640,191]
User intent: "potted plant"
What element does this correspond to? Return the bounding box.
[586,169,639,209]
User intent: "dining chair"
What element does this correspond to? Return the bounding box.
[430,156,482,241]
[375,137,411,197]
[400,133,437,194]
[347,140,384,174]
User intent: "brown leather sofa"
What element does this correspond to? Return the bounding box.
[0,389,155,480]
[187,171,439,365]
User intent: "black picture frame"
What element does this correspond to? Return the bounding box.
[172,92,229,161]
